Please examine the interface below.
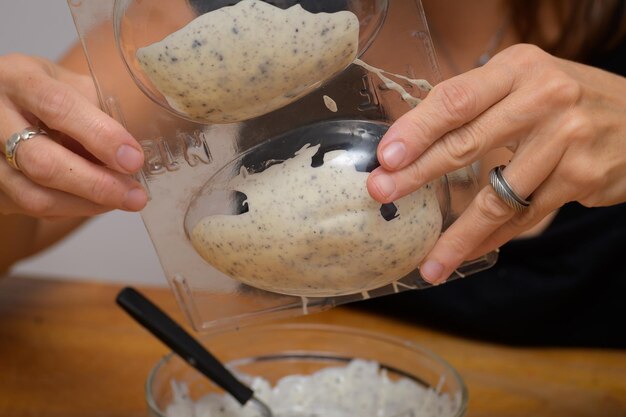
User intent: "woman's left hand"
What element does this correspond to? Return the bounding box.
[367,44,626,284]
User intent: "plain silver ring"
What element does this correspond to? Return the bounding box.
[488,165,531,212]
[4,126,47,170]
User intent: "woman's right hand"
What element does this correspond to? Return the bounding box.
[0,53,147,219]
[367,44,626,284]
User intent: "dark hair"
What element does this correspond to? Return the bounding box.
[187,1,625,60]
[509,0,626,59]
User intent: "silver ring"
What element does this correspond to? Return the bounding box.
[4,126,47,170]
[488,165,531,212]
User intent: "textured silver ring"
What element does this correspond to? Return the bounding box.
[4,126,47,170]
[488,165,531,212]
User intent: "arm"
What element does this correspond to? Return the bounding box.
[0,215,86,273]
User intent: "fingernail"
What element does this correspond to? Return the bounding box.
[371,174,396,199]
[381,142,406,169]
[123,188,148,211]
[420,260,444,283]
[117,145,144,172]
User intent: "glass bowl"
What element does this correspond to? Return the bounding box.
[146,323,468,417]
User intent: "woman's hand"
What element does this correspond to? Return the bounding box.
[0,53,146,219]
[367,44,626,284]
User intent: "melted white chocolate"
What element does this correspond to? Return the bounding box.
[137,0,359,123]
[323,95,338,112]
[353,59,433,108]
[191,144,442,297]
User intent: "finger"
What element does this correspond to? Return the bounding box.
[467,174,571,259]
[0,110,147,211]
[51,131,104,165]
[54,66,100,106]
[368,89,530,203]
[418,185,514,284]
[7,71,144,174]
[0,160,112,218]
[418,130,566,284]
[375,62,515,173]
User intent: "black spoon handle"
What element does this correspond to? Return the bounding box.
[116,287,254,405]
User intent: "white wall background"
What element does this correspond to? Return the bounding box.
[1,1,167,286]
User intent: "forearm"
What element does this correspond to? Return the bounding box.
[0,214,38,273]
[0,215,87,274]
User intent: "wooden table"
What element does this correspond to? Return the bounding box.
[0,276,625,417]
